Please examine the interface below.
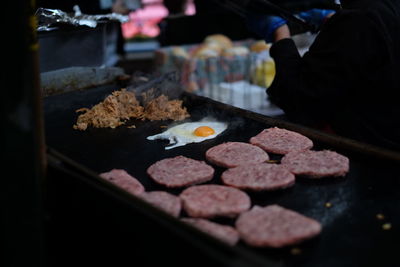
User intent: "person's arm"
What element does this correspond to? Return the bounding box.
[267,11,385,126]
[271,9,335,43]
[273,25,291,42]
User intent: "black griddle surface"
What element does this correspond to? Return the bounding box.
[44,85,400,267]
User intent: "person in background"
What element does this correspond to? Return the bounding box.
[163,0,188,17]
[248,0,400,150]
[110,0,135,57]
[112,0,133,15]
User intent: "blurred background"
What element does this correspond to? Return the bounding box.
[37,0,336,116]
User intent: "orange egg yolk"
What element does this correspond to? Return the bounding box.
[194,126,215,137]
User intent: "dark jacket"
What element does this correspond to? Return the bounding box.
[267,0,400,150]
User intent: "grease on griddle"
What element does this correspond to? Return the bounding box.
[290,247,302,255]
[382,223,392,230]
[266,160,280,164]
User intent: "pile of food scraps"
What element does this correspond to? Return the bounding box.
[73,89,189,131]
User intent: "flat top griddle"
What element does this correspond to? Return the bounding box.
[44,84,400,267]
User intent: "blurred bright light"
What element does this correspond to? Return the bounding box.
[122,0,195,39]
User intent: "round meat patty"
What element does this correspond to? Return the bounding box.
[147,156,214,188]
[99,169,145,196]
[182,218,240,246]
[205,142,269,168]
[235,205,322,248]
[221,163,295,191]
[140,191,181,217]
[180,184,251,218]
[250,127,313,155]
[281,150,350,178]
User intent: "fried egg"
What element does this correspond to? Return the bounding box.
[147,121,228,150]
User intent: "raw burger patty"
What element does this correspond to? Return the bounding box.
[281,150,350,178]
[180,184,251,218]
[182,218,240,246]
[205,142,269,168]
[99,169,145,196]
[235,205,322,248]
[250,127,313,155]
[221,163,295,191]
[140,191,181,218]
[147,156,214,188]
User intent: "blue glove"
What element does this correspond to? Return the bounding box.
[246,14,287,43]
[296,9,335,28]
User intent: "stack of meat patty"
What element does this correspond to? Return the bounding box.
[99,127,350,248]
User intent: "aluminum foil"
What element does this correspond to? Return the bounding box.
[36,6,129,32]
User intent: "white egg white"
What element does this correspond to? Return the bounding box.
[147,121,228,150]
